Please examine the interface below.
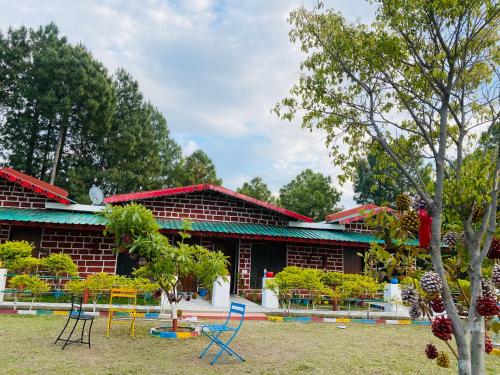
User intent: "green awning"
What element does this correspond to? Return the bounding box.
[0,207,419,245]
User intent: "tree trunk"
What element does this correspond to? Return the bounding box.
[50,121,67,185]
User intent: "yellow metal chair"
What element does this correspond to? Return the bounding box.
[106,288,137,338]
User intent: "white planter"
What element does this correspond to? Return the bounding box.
[383,283,402,312]
[0,268,7,303]
[212,276,230,308]
[261,277,279,309]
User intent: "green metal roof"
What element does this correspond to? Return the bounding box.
[0,207,418,245]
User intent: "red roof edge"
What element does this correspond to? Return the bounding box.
[325,204,393,224]
[104,184,313,222]
[0,167,70,205]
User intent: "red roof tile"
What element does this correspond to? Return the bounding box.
[325,204,393,224]
[0,167,70,205]
[104,184,313,222]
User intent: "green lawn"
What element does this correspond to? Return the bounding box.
[1,315,498,374]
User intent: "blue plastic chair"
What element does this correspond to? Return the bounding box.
[199,302,246,365]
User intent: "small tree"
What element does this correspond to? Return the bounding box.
[42,253,78,276]
[9,275,49,310]
[103,203,229,331]
[0,241,33,268]
[85,272,116,312]
[9,257,43,274]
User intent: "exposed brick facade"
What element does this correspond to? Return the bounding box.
[135,191,291,226]
[40,228,116,277]
[287,244,343,272]
[0,180,48,209]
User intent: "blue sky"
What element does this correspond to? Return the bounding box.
[0,0,374,208]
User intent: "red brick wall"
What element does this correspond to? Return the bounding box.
[0,224,10,243]
[40,228,116,277]
[0,180,48,209]
[134,191,290,226]
[287,244,343,272]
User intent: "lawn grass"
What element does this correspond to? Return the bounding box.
[1,315,499,374]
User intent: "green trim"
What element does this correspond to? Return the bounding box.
[0,207,419,245]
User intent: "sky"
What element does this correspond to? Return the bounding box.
[0,0,375,208]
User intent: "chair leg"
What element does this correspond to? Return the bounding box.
[210,333,244,365]
[88,318,94,349]
[62,319,79,350]
[54,316,71,344]
[199,330,223,359]
[80,320,87,343]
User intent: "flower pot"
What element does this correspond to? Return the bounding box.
[198,289,208,298]
[266,272,274,278]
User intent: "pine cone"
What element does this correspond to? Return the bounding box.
[472,204,485,222]
[431,297,446,313]
[413,196,427,210]
[442,232,462,248]
[485,335,493,354]
[432,316,453,341]
[420,272,443,295]
[493,264,500,285]
[481,278,497,300]
[401,285,420,305]
[476,296,500,317]
[436,352,450,368]
[425,343,439,359]
[488,238,500,260]
[396,193,412,212]
[401,211,420,233]
[409,304,422,320]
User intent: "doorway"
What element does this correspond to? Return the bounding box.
[213,239,238,294]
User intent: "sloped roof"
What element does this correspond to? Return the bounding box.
[325,204,394,224]
[0,167,70,205]
[104,184,313,222]
[0,207,412,246]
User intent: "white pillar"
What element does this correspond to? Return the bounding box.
[383,283,402,312]
[0,268,7,303]
[261,277,279,308]
[212,276,230,308]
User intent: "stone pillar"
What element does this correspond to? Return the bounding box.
[212,276,231,308]
[261,277,279,309]
[0,268,7,303]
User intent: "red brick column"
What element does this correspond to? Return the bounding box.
[237,240,251,294]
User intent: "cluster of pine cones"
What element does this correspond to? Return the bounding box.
[420,272,443,295]
[425,343,449,368]
[442,231,463,248]
[395,193,422,233]
[488,238,500,259]
[493,264,500,285]
[431,316,453,341]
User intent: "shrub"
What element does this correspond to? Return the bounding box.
[0,241,33,268]
[9,274,49,294]
[9,257,44,274]
[65,279,87,295]
[42,253,78,276]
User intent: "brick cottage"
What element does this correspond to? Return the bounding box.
[0,167,383,296]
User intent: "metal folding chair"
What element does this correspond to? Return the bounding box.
[54,295,94,350]
[199,302,246,365]
[106,288,137,338]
